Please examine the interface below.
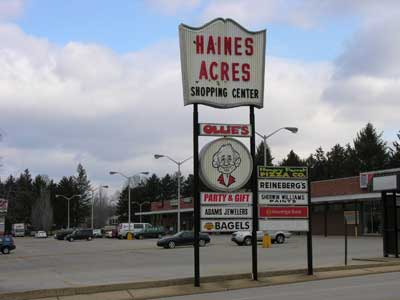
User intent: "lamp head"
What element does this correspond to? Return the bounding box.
[284,127,298,134]
[102,185,109,189]
[109,171,117,175]
[154,154,164,159]
[141,172,149,175]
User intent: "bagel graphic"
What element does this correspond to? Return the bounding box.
[204,222,214,231]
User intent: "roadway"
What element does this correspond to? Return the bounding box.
[0,235,382,293]
[154,272,400,300]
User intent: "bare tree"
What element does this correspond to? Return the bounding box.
[31,182,53,231]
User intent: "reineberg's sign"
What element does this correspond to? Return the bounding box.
[179,18,266,108]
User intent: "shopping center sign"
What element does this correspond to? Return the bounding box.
[179,18,266,108]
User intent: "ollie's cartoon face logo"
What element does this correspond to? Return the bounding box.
[212,143,241,187]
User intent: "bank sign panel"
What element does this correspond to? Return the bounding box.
[179,18,266,108]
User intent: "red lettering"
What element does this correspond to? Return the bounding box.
[221,62,229,80]
[207,35,215,54]
[210,62,218,80]
[203,125,213,134]
[234,37,242,55]
[217,36,221,55]
[245,37,253,55]
[231,126,239,135]
[224,37,232,55]
[232,63,240,81]
[242,63,250,81]
[199,61,208,80]
[196,35,204,54]
[241,126,249,136]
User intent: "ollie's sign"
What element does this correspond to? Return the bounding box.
[199,123,251,137]
[179,18,266,108]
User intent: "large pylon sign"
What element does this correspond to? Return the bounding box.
[179,18,266,108]
[179,18,266,287]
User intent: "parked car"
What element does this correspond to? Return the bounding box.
[103,225,117,238]
[134,226,166,239]
[93,229,103,238]
[231,230,291,246]
[54,229,74,240]
[118,223,153,239]
[35,231,47,238]
[65,229,94,242]
[157,231,210,249]
[0,235,16,254]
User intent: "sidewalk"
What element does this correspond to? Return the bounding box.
[2,260,400,300]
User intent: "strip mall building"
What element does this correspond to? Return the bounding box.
[136,168,400,236]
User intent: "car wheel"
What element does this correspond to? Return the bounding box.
[199,239,206,247]
[244,236,252,246]
[168,241,176,249]
[2,247,10,254]
[276,234,285,244]
[87,236,92,241]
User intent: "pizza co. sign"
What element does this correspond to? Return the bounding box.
[179,18,266,108]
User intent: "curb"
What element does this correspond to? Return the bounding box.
[1,261,400,300]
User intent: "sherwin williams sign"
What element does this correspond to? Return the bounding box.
[179,18,266,108]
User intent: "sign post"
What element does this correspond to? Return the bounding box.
[179,18,266,286]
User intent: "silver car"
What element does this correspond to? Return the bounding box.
[231,230,291,246]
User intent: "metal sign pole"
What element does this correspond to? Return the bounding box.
[193,104,200,287]
[250,106,258,280]
[307,167,314,275]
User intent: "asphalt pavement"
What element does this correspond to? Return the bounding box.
[0,235,383,293]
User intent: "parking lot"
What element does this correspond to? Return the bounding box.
[0,235,382,293]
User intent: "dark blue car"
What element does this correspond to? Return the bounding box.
[0,235,16,254]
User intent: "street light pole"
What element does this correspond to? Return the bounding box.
[154,154,192,233]
[256,127,298,166]
[55,194,82,229]
[90,185,109,229]
[137,201,150,223]
[109,171,149,235]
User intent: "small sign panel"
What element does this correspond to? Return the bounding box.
[199,123,251,137]
[201,205,252,219]
[201,219,252,232]
[201,192,252,205]
[258,192,308,205]
[259,206,309,218]
[258,179,308,192]
[200,138,253,192]
[258,166,308,179]
[373,175,399,192]
[260,219,309,232]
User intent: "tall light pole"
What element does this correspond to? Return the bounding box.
[256,127,298,166]
[90,185,109,229]
[154,154,192,233]
[55,194,82,229]
[109,171,149,234]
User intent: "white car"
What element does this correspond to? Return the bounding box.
[35,231,48,238]
[231,230,291,246]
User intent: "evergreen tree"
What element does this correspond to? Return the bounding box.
[11,169,34,224]
[353,123,389,172]
[181,174,193,197]
[280,150,303,166]
[255,142,273,166]
[327,144,348,178]
[310,147,329,180]
[54,176,76,228]
[160,174,176,200]
[31,175,53,231]
[143,174,161,202]
[73,164,92,226]
[389,130,400,168]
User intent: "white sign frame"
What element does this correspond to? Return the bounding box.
[179,18,266,109]
[259,219,309,232]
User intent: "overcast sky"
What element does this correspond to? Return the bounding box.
[0,0,399,194]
